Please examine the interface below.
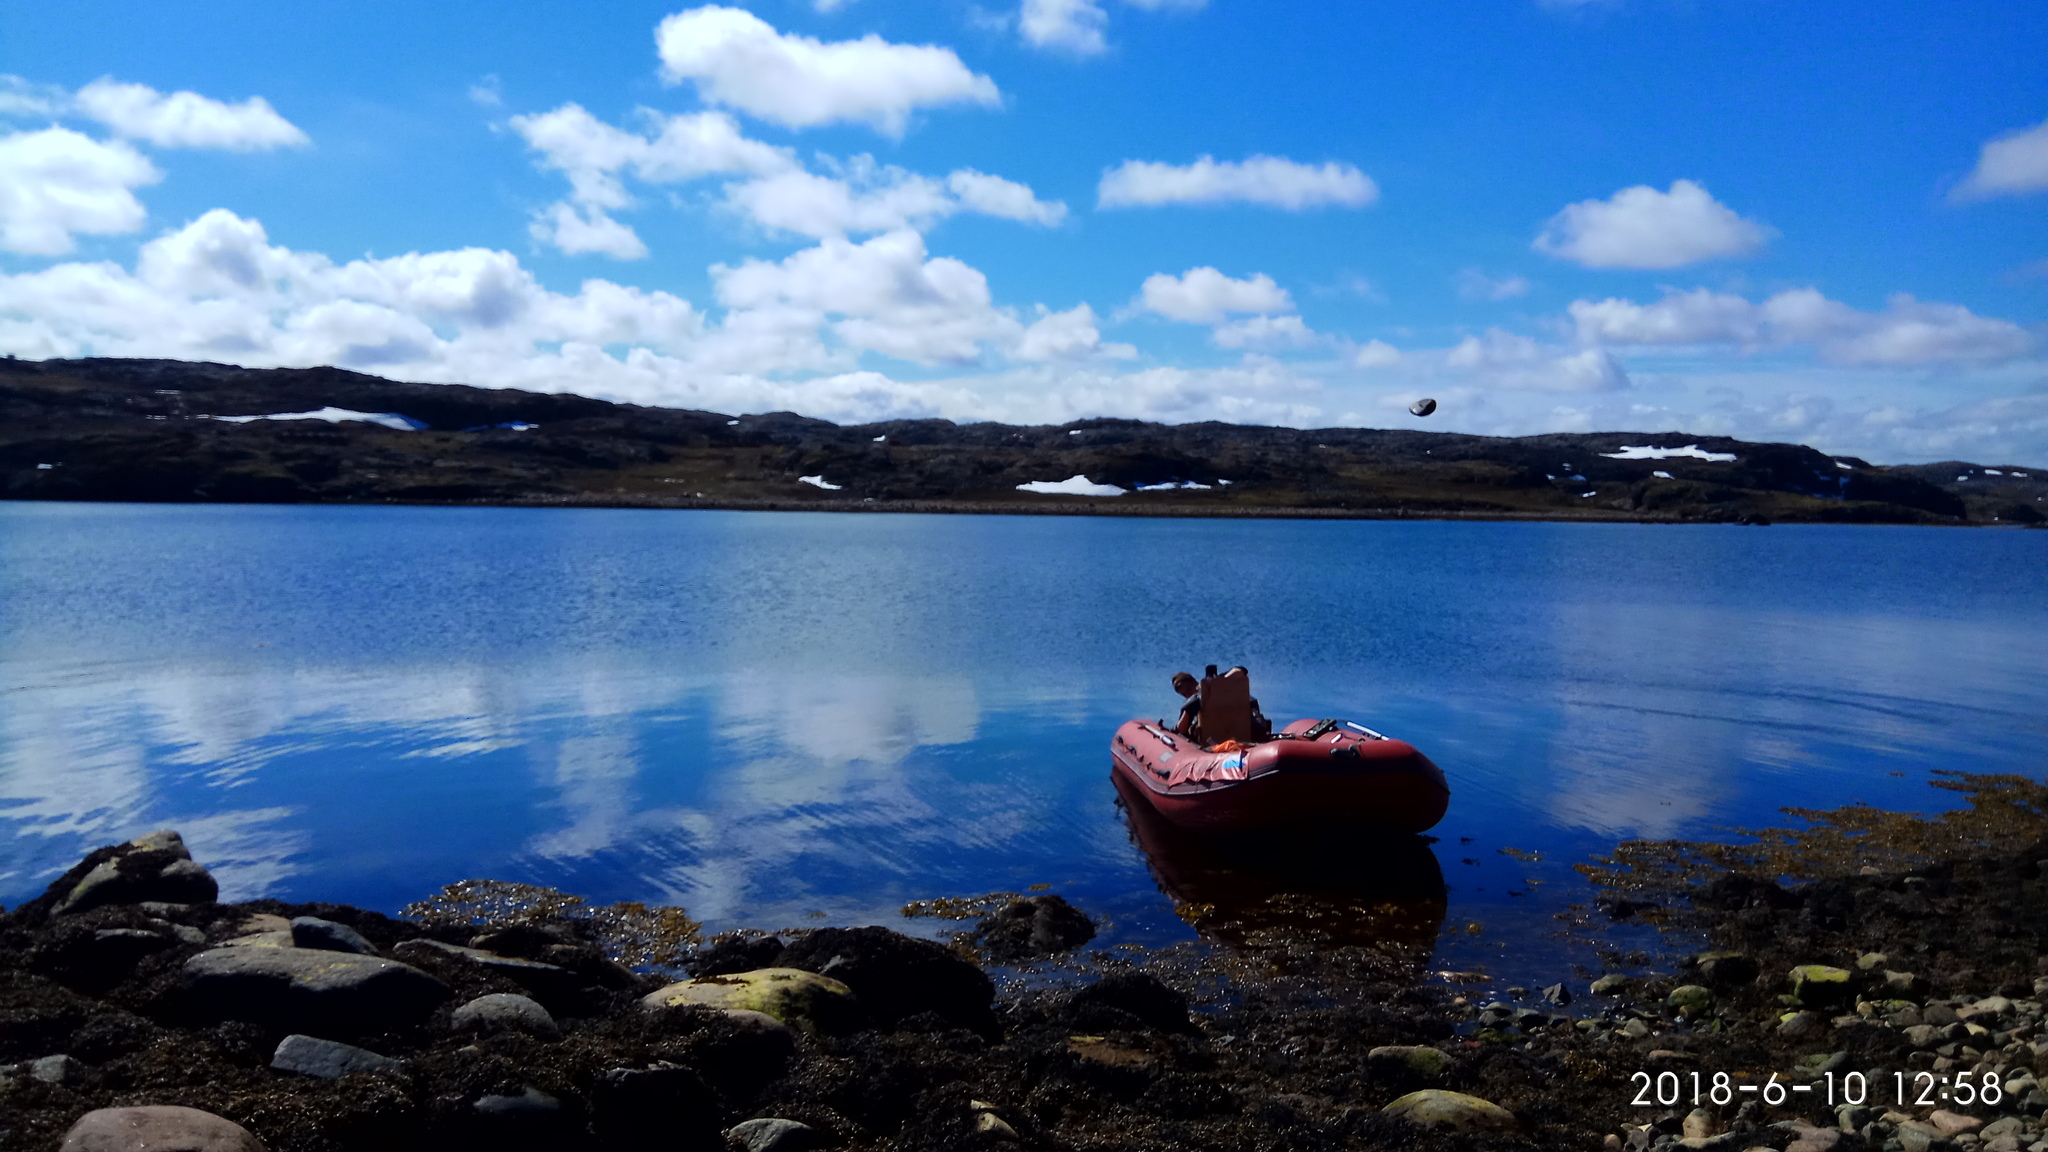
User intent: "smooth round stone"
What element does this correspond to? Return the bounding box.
[1382,1089,1517,1132]
[270,1034,402,1079]
[1367,1045,1453,1078]
[59,1105,268,1152]
[451,992,560,1039]
[181,947,449,1034]
[642,967,856,1033]
[727,1117,819,1152]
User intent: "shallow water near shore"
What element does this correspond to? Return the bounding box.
[2,503,2044,983]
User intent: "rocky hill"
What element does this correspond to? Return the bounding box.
[3,357,2042,526]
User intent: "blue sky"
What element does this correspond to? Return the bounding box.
[2,0,2045,462]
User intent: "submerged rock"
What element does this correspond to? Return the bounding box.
[968,894,1096,963]
[59,1105,267,1152]
[641,967,859,1033]
[1382,1089,1516,1132]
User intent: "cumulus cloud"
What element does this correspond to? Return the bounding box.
[723,157,1065,239]
[74,79,308,151]
[1570,287,2036,365]
[1351,339,1401,368]
[1137,267,1292,324]
[1455,268,1530,301]
[713,229,1022,366]
[511,103,794,258]
[0,75,68,119]
[1534,179,1771,269]
[1445,329,1630,392]
[511,105,1059,252]
[1098,155,1377,210]
[0,127,160,255]
[1016,303,1135,362]
[1211,313,1315,350]
[1021,0,1110,54]
[1952,118,2048,202]
[655,6,1000,135]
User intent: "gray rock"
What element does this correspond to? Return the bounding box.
[182,947,449,1034]
[31,1054,87,1084]
[727,1117,820,1152]
[54,832,218,916]
[450,993,559,1039]
[1542,982,1572,1006]
[1906,1023,1945,1047]
[1591,974,1631,995]
[968,894,1096,962]
[270,1034,402,1079]
[289,917,376,956]
[1778,1011,1823,1039]
[58,1105,268,1152]
[1899,1122,1952,1152]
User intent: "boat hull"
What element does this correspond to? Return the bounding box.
[1110,717,1449,833]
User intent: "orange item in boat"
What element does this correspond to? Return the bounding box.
[1210,740,1250,753]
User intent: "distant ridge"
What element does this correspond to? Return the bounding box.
[3,358,2042,526]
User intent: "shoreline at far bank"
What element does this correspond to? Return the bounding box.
[9,357,2045,529]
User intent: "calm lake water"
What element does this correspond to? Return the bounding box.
[2,504,2044,982]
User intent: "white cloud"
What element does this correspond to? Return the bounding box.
[1570,287,2036,365]
[74,79,308,151]
[723,157,1064,239]
[0,127,160,255]
[1534,179,1771,270]
[1098,155,1377,210]
[713,229,1021,366]
[1351,339,1401,368]
[1138,266,1292,323]
[468,75,504,107]
[1953,118,2048,202]
[1021,0,1110,54]
[1016,303,1135,362]
[945,169,1067,225]
[0,75,68,119]
[1446,329,1630,392]
[1455,267,1530,301]
[1211,313,1314,349]
[532,202,650,260]
[511,103,795,258]
[655,6,1000,135]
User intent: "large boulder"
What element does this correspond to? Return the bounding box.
[641,968,859,1034]
[969,895,1096,963]
[33,831,218,920]
[59,1105,267,1152]
[775,926,995,1031]
[181,947,449,1034]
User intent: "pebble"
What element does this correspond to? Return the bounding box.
[727,1116,819,1152]
[1778,1011,1823,1038]
[450,993,560,1039]
[58,1105,267,1152]
[1933,1112,1989,1137]
[289,917,376,955]
[269,1034,402,1079]
[1381,1089,1516,1132]
[31,1054,87,1084]
[472,1087,563,1125]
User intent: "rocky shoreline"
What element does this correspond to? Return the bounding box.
[6,777,2048,1152]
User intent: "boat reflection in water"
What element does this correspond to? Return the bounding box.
[1112,771,1447,967]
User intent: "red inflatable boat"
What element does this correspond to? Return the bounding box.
[1111,715,1450,833]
